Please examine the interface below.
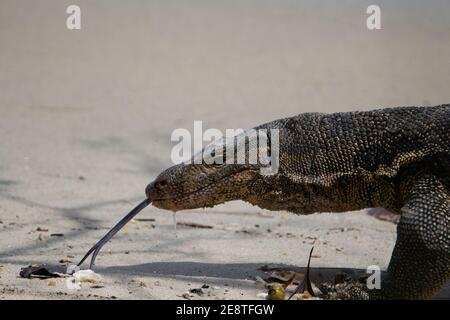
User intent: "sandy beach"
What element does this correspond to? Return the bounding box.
[0,0,449,299]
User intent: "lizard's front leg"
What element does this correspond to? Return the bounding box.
[373,174,449,299]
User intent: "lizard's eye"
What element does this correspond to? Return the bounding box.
[205,149,226,166]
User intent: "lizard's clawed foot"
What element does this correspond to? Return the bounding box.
[318,274,370,300]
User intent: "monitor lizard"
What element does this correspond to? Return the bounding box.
[146,104,449,299]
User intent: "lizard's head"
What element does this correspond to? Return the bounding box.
[146,162,260,211]
[145,130,276,211]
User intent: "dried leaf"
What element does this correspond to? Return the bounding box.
[289,247,316,299]
[19,264,67,279]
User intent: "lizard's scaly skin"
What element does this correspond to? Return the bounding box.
[146,105,450,299]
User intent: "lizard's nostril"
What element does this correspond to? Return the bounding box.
[155,179,168,189]
[145,177,169,199]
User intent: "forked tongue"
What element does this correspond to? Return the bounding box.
[76,198,152,270]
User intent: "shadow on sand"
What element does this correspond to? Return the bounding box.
[101,261,450,298]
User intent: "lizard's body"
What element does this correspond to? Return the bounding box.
[146,105,450,299]
[247,105,449,215]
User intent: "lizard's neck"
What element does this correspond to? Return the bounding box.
[245,174,396,215]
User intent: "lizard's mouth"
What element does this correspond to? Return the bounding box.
[151,181,215,203]
[148,168,258,211]
[150,185,217,211]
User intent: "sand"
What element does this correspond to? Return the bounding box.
[0,0,449,299]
